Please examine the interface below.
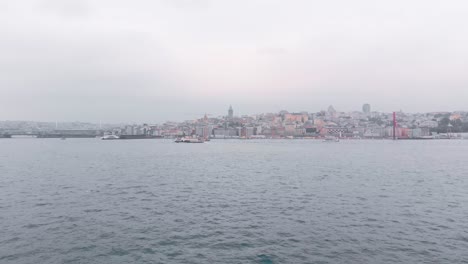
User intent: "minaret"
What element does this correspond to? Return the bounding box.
[228,105,233,119]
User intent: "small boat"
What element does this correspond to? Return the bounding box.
[60,136,66,140]
[323,136,339,142]
[175,136,205,143]
[101,135,120,140]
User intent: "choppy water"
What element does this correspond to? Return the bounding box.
[1,139,468,263]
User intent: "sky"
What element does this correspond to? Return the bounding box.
[1,0,467,123]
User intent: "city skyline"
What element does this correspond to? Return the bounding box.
[1,103,468,124]
[2,105,468,138]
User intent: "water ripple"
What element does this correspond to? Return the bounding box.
[1,139,468,263]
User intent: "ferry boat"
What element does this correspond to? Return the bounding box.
[174,136,205,143]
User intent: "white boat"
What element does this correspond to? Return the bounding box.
[101,135,120,140]
[175,136,205,143]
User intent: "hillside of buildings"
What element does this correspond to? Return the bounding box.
[2,105,468,139]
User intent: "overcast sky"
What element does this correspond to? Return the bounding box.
[1,0,467,123]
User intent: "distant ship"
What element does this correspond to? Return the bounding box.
[101,135,120,140]
[101,134,163,140]
[174,136,205,143]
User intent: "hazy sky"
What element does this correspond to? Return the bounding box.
[1,0,467,123]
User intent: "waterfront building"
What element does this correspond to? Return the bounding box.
[255,126,262,135]
[195,125,212,139]
[363,126,385,138]
[305,127,318,135]
[294,128,306,136]
[124,125,134,135]
[240,127,255,138]
[213,128,238,138]
[321,126,348,136]
[385,127,409,138]
[284,123,296,136]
